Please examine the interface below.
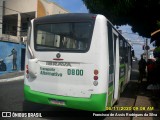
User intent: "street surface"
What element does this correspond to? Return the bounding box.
[0,61,159,120]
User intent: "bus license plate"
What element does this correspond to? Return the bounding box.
[50,99,65,106]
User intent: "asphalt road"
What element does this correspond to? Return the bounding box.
[0,61,141,120]
[0,80,24,111]
[0,80,88,120]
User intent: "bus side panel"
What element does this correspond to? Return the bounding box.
[91,15,110,109]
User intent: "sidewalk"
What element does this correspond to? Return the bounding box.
[0,71,24,82]
[133,79,160,120]
[105,61,160,120]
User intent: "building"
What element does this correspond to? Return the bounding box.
[0,0,69,43]
[0,0,68,75]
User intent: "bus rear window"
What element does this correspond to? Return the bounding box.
[35,22,93,52]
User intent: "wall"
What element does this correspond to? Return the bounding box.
[37,0,46,17]
[0,0,3,36]
[37,0,68,17]
[4,0,68,17]
[4,0,37,15]
[0,41,25,75]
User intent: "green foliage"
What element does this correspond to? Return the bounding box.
[83,0,160,38]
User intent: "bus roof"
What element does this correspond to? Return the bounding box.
[34,13,97,24]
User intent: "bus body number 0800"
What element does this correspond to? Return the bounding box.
[67,69,83,76]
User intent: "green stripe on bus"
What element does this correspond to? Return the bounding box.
[107,76,125,107]
[120,64,125,79]
[120,64,125,68]
[24,85,107,111]
[107,93,113,107]
[107,85,114,107]
[119,76,125,83]
[108,84,114,95]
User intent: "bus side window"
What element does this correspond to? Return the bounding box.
[119,39,124,64]
[128,46,131,65]
[124,42,128,63]
[108,24,114,66]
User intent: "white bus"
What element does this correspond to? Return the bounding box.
[24,13,132,111]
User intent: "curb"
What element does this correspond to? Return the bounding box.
[0,75,24,82]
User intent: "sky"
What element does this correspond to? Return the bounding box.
[50,0,153,59]
[50,0,88,13]
[118,25,154,59]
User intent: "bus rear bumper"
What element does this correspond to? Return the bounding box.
[24,85,106,111]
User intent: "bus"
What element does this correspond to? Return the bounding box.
[24,13,132,111]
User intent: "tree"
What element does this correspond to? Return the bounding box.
[83,0,160,38]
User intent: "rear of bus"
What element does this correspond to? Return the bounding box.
[24,14,109,111]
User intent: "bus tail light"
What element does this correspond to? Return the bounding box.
[94,69,99,75]
[93,69,99,86]
[26,65,28,69]
[26,70,29,74]
[26,65,29,78]
[94,76,98,80]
